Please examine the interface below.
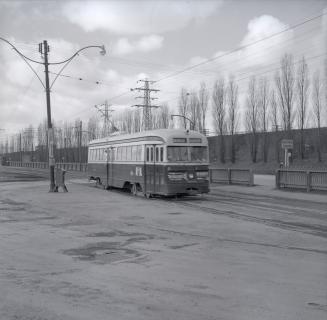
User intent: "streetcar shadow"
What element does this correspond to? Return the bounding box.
[87,181,209,202]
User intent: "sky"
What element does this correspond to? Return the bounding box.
[0,0,326,136]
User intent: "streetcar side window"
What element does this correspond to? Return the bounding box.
[146,147,150,162]
[136,145,142,161]
[122,146,126,161]
[150,147,154,162]
[126,146,130,161]
[160,147,164,162]
[155,147,159,162]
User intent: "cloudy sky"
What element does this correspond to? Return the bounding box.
[0,0,326,135]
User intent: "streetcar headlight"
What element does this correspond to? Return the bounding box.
[188,173,194,179]
[196,171,209,179]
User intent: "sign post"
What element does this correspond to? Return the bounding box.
[281,139,293,168]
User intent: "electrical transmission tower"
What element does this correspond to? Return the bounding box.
[131,79,160,131]
[94,100,114,137]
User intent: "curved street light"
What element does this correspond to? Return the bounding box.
[0,37,106,191]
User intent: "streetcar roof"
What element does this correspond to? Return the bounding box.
[88,129,207,146]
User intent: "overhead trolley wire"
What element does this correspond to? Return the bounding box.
[154,11,327,83]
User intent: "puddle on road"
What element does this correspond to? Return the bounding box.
[64,230,162,263]
[0,198,56,223]
[63,241,141,264]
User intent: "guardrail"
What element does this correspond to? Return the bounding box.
[7,161,48,169]
[276,169,327,192]
[5,161,87,172]
[210,168,254,186]
[55,162,88,172]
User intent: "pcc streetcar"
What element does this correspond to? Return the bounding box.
[87,129,210,197]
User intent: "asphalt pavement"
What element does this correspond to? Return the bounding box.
[0,166,326,320]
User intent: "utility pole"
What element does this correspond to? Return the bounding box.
[131,79,160,131]
[19,133,22,163]
[0,37,105,191]
[95,100,114,137]
[40,40,55,192]
[78,121,82,170]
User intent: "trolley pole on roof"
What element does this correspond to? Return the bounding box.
[131,79,160,131]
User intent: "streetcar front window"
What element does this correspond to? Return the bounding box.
[167,146,208,162]
[190,146,208,162]
[167,146,188,162]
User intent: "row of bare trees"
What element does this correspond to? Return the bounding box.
[1,53,326,165]
[175,53,326,163]
[244,54,326,163]
[0,104,172,161]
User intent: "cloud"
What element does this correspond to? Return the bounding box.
[62,0,222,34]
[240,15,293,67]
[112,35,163,55]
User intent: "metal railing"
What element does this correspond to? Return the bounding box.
[7,161,48,169]
[210,168,254,186]
[55,162,88,172]
[5,161,87,172]
[276,169,327,192]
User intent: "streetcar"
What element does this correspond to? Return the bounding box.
[87,129,210,197]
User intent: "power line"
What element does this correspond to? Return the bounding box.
[162,51,327,105]
[48,71,113,86]
[155,11,327,83]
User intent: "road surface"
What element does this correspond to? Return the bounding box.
[0,165,326,320]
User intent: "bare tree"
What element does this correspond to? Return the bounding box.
[37,120,48,162]
[178,88,190,129]
[296,56,309,159]
[198,82,209,134]
[270,90,280,162]
[189,91,200,130]
[212,78,226,163]
[245,76,259,163]
[258,77,270,162]
[133,109,142,132]
[157,103,170,129]
[87,116,100,140]
[275,53,295,133]
[312,70,323,162]
[226,76,239,163]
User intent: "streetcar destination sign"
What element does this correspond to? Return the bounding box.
[281,139,293,149]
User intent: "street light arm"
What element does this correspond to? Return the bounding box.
[0,37,44,64]
[0,36,45,87]
[49,45,106,88]
[48,45,106,65]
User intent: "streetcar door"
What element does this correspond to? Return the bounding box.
[145,145,156,194]
[155,146,163,193]
[107,147,114,187]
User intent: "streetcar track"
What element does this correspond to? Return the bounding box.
[173,200,327,238]
[84,184,327,238]
[207,192,327,215]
